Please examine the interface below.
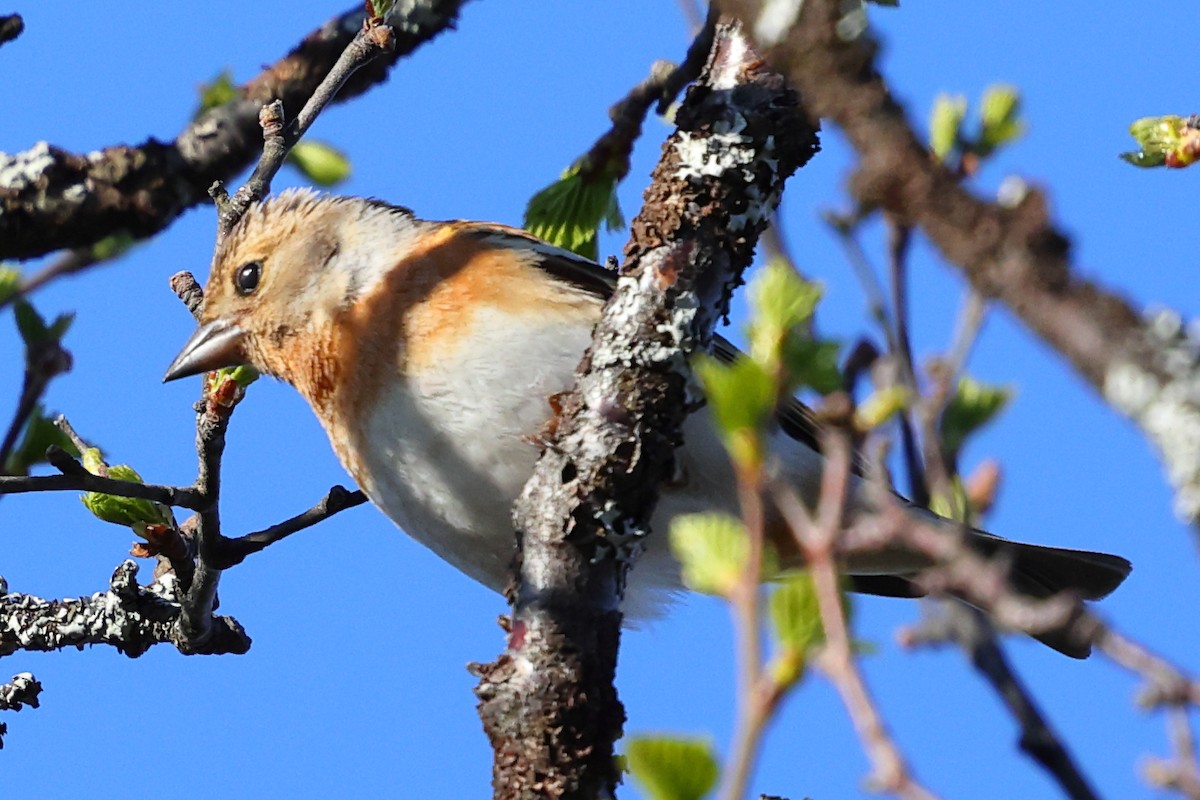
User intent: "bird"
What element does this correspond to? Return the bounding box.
[163,189,1131,657]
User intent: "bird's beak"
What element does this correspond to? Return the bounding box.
[163,319,249,382]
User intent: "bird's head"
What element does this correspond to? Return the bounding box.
[163,189,421,390]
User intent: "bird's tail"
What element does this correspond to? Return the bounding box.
[848,534,1131,659]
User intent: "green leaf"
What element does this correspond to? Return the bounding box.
[748,261,823,343]
[225,364,260,388]
[0,265,21,306]
[625,735,719,800]
[524,163,625,261]
[929,475,971,524]
[854,385,911,431]
[977,84,1025,157]
[369,0,397,17]
[747,260,824,364]
[287,140,352,187]
[669,513,749,596]
[1119,149,1165,168]
[781,338,842,395]
[45,312,73,342]
[694,355,774,469]
[89,231,137,263]
[768,572,824,685]
[13,300,47,344]
[13,300,72,347]
[2,406,77,476]
[80,450,172,535]
[940,375,1013,459]
[929,93,966,162]
[1120,114,1198,169]
[195,70,237,118]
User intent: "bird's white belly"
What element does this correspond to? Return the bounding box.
[341,305,840,618]
[344,308,775,617]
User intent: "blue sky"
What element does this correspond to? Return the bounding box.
[2,2,1197,798]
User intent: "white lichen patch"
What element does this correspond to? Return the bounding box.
[710,31,750,91]
[1104,310,1200,521]
[674,129,755,180]
[754,0,805,48]
[0,141,55,191]
[673,127,781,233]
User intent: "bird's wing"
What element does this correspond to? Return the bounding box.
[463,222,831,456]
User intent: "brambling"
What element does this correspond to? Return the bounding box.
[164,189,1130,657]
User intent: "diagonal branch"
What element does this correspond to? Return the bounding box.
[210,485,367,569]
[721,0,1200,529]
[0,0,469,265]
[474,18,819,800]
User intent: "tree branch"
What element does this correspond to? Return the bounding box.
[721,0,1200,529]
[474,19,818,800]
[0,561,250,658]
[0,14,22,49]
[0,0,468,265]
[214,16,397,239]
[210,485,367,569]
[0,471,206,509]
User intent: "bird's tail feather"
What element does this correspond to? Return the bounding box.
[848,535,1131,659]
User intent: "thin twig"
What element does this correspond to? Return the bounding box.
[169,271,205,321]
[881,217,931,508]
[0,14,22,48]
[911,603,1100,799]
[720,469,772,800]
[216,18,396,238]
[173,11,398,652]
[824,210,895,349]
[775,426,939,800]
[0,346,72,475]
[0,471,206,509]
[881,213,1091,794]
[211,486,367,568]
[656,2,718,115]
[5,249,103,311]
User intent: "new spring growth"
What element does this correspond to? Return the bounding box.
[205,365,259,411]
[1121,115,1200,168]
[80,448,173,537]
[695,260,839,472]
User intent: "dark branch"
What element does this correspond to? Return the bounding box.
[0,1,468,264]
[211,486,367,569]
[0,14,22,48]
[0,471,206,509]
[906,605,1100,799]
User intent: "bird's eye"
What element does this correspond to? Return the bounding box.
[234,261,262,296]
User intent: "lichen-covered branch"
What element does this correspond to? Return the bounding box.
[0,0,468,262]
[721,0,1200,526]
[0,561,250,658]
[474,19,818,800]
[0,671,40,712]
[0,669,41,750]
